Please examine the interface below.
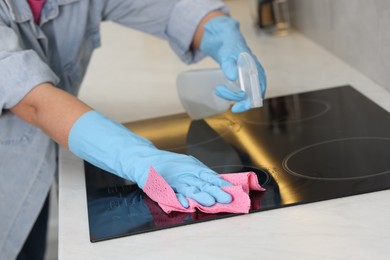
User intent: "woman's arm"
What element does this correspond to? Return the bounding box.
[10,83,92,148]
[9,10,226,149]
[10,81,233,208]
[8,9,238,208]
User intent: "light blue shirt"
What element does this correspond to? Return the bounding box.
[0,0,228,258]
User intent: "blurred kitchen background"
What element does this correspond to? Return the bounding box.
[45,0,390,259]
[289,0,390,92]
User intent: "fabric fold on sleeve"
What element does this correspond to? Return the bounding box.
[166,0,229,64]
[0,24,59,113]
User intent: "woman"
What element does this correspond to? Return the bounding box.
[0,0,266,258]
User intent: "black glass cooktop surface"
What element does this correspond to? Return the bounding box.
[85,85,390,242]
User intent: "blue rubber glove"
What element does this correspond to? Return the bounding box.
[200,16,267,113]
[68,111,232,208]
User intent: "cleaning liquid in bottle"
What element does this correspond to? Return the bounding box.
[177,52,263,120]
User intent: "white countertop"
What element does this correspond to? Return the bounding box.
[59,1,390,259]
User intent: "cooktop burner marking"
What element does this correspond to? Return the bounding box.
[282,137,390,180]
[242,99,331,125]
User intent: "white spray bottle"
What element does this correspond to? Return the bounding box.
[177,52,263,120]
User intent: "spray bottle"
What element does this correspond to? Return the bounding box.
[177,52,263,120]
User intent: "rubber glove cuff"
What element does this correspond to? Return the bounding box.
[200,16,247,80]
[68,110,154,187]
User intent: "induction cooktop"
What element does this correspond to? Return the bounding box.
[84,85,390,242]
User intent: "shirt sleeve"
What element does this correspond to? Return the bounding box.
[101,0,229,64]
[0,21,59,114]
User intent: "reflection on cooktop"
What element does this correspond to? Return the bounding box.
[85,85,390,242]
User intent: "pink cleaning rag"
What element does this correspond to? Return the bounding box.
[143,167,265,214]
